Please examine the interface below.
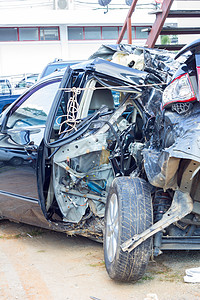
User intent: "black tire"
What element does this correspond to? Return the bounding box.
[9,157,24,166]
[104,177,153,282]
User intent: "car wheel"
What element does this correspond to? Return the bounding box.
[9,157,24,166]
[104,177,153,282]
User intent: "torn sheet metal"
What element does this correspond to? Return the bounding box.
[89,44,180,83]
[143,103,200,191]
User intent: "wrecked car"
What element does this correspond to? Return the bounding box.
[0,39,199,283]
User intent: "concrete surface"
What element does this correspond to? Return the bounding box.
[0,220,200,300]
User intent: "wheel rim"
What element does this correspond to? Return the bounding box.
[106,193,119,263]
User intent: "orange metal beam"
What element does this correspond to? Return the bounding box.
[117,0,138,44]
[145,0,174,48]
[127,17,132,44]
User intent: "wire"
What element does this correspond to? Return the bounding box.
[60,82,166,93]
[56,87,81,135]
[0,0,52,9]
[55,80,165,135]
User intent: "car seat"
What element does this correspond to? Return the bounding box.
[89,88,115,112]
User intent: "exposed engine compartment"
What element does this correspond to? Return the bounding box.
[52,95,144,224]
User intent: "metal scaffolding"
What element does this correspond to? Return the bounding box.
[117,0,200,50]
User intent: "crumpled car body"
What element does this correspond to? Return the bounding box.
[0,57,152,237]
[0,40,200,282]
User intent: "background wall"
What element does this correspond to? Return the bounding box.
[0,8,154,77]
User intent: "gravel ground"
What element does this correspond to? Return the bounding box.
[0,219,200,300]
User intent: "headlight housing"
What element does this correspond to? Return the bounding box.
[162,73,196,109]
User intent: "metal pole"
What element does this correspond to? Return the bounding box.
[117,0,138,44]
[127,17,132,44]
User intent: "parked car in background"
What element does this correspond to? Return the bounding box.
[0,79,12,95]
[14,73,39,91]
[0,78,20,113]
[0,58,82,114]
[39,58,84,79]
[0,74,39,114]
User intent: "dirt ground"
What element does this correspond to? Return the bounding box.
[0,220,200,300]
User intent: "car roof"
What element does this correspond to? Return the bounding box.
[71,58,147,85]
[39,60,84,79]
[38,58,147,90]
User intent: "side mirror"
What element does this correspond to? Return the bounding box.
[8,130,30,145]
[6,128,40,145]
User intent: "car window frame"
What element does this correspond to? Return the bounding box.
[1,78,62,133]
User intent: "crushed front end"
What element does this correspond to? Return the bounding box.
[122,39,200,255]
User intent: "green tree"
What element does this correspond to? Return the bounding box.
[161,35,171,45]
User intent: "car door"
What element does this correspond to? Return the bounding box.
[0,78,61,223]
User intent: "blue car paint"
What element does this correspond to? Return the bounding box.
[0,94,20,113]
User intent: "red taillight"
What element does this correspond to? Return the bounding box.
[162,73,196,109]
[197,66,200,97]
